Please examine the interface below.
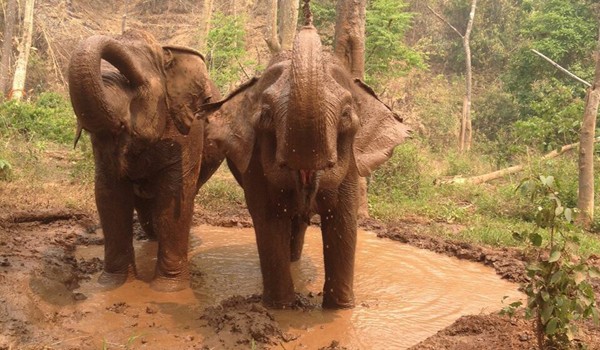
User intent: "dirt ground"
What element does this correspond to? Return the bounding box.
[0,201,599,349]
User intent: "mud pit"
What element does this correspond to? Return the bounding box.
[4,223,522,349]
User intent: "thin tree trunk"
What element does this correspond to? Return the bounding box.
[428,1,477,152]
[121,0,129,34]
[0,0,18,98]
[460,0,476,152]
[265,0,299,54]
[11,0,36,101]
[333,0,366,78]
[277,0,299,51]
[198,0,214,52]
[264,0,281,53]
[333,0,368,218]
[577,27,600,228]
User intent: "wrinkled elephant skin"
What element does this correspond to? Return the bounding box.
[200,25,410,309]
[68,30,223,292]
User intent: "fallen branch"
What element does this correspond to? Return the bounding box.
[531,49,591,87]
[436,138,600,185]
[0,209,88,224]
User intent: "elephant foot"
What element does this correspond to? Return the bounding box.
[98,266,136,288]
[262,297,296,309]
[150,274,189,292]
[322,293,355,310]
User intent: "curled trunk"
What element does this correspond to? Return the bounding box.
[68,35,147,134]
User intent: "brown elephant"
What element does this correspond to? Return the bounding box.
[68,30,223,292]
[200,25,410,309]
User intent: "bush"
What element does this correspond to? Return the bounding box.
[370,141,423,199]
[0,92,76,145]
[205,12,257,93]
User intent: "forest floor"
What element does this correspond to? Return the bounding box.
[0,147,599,349]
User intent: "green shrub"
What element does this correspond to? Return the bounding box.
[503,175,599,349]
[0,159,12,181]
[0,92,76,145]
[205,12,256,93]
[370,142,423,199]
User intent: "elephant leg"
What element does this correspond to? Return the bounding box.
[95,170,136,287]
[134,196,156,240]
[290,215,307,262]
[319,177,358,309]
[149,165,198,292]
[253,216,295,308]
[243,167,295,307]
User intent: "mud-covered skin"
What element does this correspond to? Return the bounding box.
[68,30,223,291]
[201,26,410,309]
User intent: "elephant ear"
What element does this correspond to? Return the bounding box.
[352,79,411,177]
[162,46,216,135]
[199,78,259,174]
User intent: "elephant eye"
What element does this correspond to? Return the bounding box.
[257,104,274,130]
[339,105,355,131]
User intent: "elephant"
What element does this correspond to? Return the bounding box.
[199,24,410,309]
[68,29,223,292]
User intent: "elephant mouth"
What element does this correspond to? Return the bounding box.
[299,170,316,187]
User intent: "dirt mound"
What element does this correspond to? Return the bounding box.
[200,294,298,348]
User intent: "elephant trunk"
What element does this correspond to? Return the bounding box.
[281,26,337,171]
[68,34,147,134]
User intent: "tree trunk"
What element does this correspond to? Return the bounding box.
[577,27,600,229]
[198,0,214,52]
[0,0,18,98]
[11,0,36,101]
[264,0,281,53]
[333,0,368,218]
[459,0,476,152]
[264,0,299,54]
[333,0,366,78]
[277,0,299,51]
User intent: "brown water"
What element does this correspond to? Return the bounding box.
[66,225,522,349]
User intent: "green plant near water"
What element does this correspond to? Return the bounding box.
[502,175,600,350]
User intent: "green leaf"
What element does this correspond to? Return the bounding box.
[554,205,563,216]
[548,249,561,263]
[545,317,559,335]
[589,266,600,279]
[529,233,543,247]
[541,304,554,324]
[550,270,564,285]
[564,208,573,223]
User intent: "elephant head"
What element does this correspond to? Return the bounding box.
[202,25,410,189]
[68,29,216,145]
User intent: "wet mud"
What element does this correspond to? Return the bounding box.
[0,216,527,349]
[0,209,600,349]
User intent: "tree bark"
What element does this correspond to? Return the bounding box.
[459,0,476,152]
[428,1,477,152]
[264,0,299,53]
[277,0,299,51]
[11,0,36,101]
[333,0,366,78]
[577,27,600,228]
[333,0,368,218]
[0,0,18,98]
[264,0,281,53]
[198,0,214,52]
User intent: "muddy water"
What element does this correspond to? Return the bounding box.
[68,225,522,349]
